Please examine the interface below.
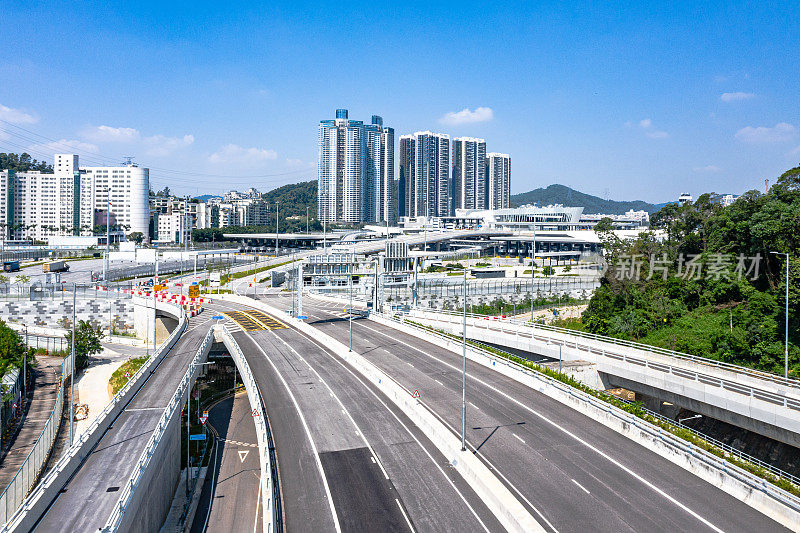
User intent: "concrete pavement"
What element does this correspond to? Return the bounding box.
[289,294,790,533]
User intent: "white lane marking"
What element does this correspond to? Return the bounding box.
[254,471,262,533]
[246,333,342,533]
[513,433,525,444]
[371,456,376,464]
[468,401,479,409]
[238,450,250,463]
[266,329,393,482]
[434,379,442,385]
[357,321,725,533]
[571,479,590,495]
[297,318,492,532]
[396,498,416,533]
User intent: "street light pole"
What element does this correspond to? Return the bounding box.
[69,283,76,444]
[530,223,536,322]
[770,251,790,379]
[461,265,467,452]
[275,201,279,258]
[306,206,309,235]
[349,250,354,352]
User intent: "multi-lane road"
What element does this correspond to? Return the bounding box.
[262,293,789,532]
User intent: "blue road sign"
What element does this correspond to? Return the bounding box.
[189,434,206,441]
[212,315,224,320]
[298,316,308,320]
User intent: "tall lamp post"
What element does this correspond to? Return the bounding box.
[770,251,791,379]
[69,283,76,444]
[349,249,354,352]
[530,223,536,321]
[275,200,280,258]
[440,262,468,452]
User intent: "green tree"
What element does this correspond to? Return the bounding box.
[542,265,556,276]
[65,320,104,369]
[0,320,26,376]
[127,232,145,244]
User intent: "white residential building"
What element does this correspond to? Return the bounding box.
[486,152,511,209]
[156,212,192,243]
[318,109,394,224]
[0,154,149,242]
[399,131,450,218]
[452,137,487,211]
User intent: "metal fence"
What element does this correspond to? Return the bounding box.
[0,353,71,524]
[23,334,67,354]
[102,326,214,531]
[0,283,135,301]
[105,256,251,282]
[415,276,599,297]
[0,299,186,531]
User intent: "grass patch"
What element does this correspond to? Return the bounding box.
[403,318,800,497]
[199,259,295,286]
[109,356,149,395]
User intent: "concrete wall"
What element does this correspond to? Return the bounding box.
[0,299,135,334]
[133,299,180,344]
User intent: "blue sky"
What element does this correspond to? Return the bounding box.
[1,1,798,202]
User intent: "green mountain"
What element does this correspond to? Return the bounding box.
[511,184,663,214]
[262,180,317,218]
[0,153,53,173]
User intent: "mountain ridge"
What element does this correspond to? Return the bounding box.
[511,184,665,214]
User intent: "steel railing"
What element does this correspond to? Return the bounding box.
[0,354,71,524]
[219,325,280,533]
[102,326,215,531]
[1,299,187,532]
[383,313,800,512]
[415,308,800,391]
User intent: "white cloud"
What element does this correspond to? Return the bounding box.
[208,144,277,164]
[735,122,797,144]
[439,107,494,126]
[720,92,755,103]
[285,158,304,166]
[0,104,38,124]
[143,134,194,157]
[628,117,668,139]
[693,165,722,173]
[31,139,100,154]
[84,125,141,143]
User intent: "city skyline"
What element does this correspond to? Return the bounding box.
[0,1,798,202]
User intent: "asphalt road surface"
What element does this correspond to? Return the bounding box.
[31,313,215,531]
[204,298,502,532]
[193,393,262,533]
[280,294,790,533]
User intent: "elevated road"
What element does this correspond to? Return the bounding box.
[30,313,214,532]
[204,298,502,532]
[284,294,789,532]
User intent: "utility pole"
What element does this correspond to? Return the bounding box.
[69,283,76,445]
[349,250,353,351]
[530,224,536,321]
[275,200,279,258]
[461,266,467,452]
[103,200,111,285]
[153,254,158,356]
[306,206,309,235]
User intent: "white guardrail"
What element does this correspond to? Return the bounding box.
[2,299,187,532]
[218,325,277,533]
[415,308,800,406]
[102,326,215,531]
[381,312,800,520]
[0,351,72,524]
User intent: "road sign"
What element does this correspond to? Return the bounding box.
[199,415,208,425]
[251,408,259,417]
[124,371,130,379]
[238,450,249,463]
[212,315,223,320]
[298,316,308,320]
[193,389,201,399]
[189,434,206,441]
[411,389,420,398]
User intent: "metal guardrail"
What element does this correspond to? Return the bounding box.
[105,257,251,282]
[419,308,800,391]
[0,283,135,301]
[0,354,71,524]
[385,313,800,513]
[1,299,187,532]
[102,326,215,531]
[219,325,280,533]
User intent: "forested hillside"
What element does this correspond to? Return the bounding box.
[0,152,53,173]
[511,184,663,213]
[569,167,800,376]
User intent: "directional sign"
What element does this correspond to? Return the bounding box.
[298,315,308,320]
[238,450,249,463]
[411,389,421,399]
[212,315,224,320]
[189,434,206,441]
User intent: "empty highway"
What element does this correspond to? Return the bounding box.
[279,294,789,533]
